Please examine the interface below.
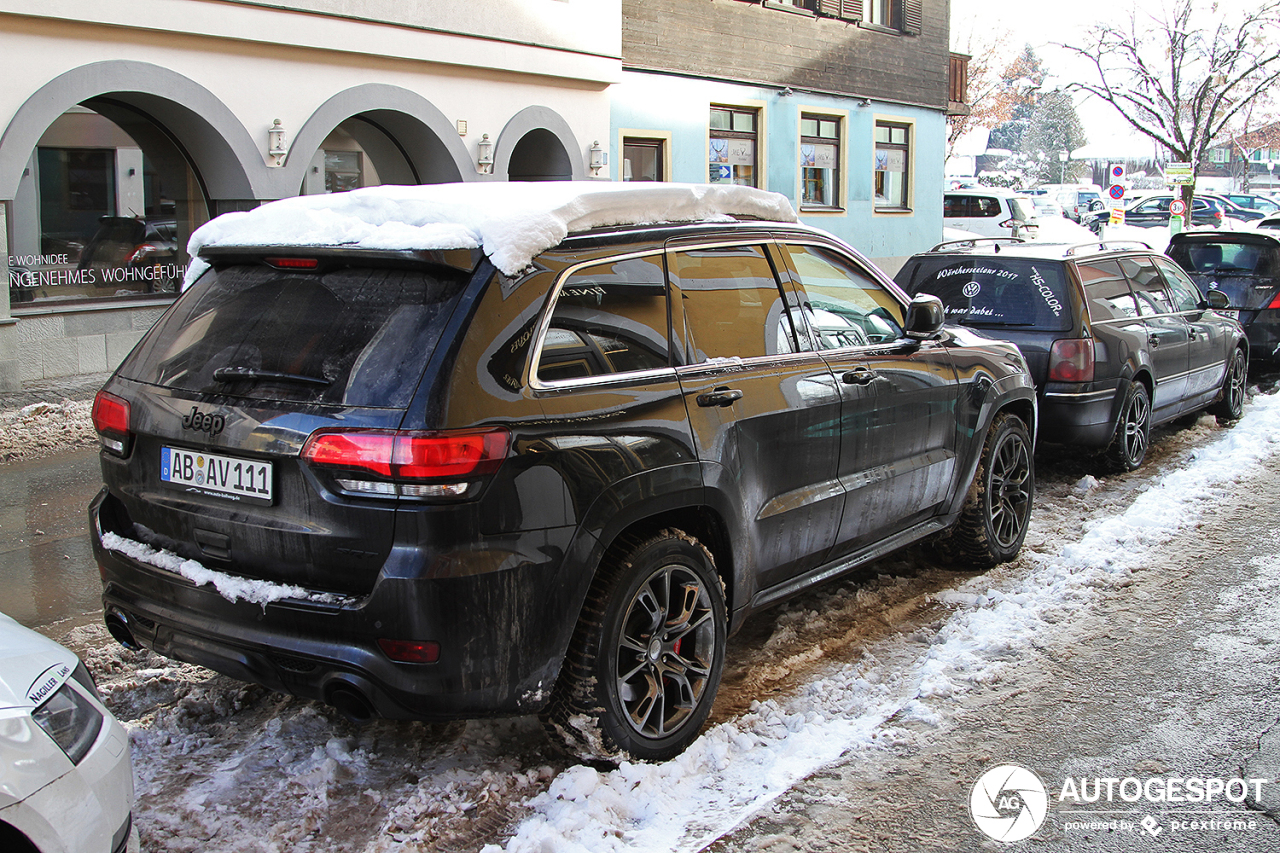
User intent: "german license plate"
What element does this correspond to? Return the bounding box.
[160,447,273,504]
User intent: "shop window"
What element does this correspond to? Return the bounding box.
[324,150,363,193]
[302,121,391,196]
[874,121,911,211]
[709,106,759,188]
[8,105,209,304]
[623,139,665,182]
[800,115,841,210]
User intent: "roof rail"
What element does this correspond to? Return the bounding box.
[1062,240,1153,256]
[927,236,1026,253]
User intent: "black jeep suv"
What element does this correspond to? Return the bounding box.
[91,183,1036,761]
[896,238,1247,472]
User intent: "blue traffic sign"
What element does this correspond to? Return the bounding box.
[1109,185,1125,199]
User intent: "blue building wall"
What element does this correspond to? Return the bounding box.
[610,71,945,274]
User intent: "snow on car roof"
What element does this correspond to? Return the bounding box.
[185,181,798,286]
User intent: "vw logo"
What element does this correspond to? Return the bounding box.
[963,281,981,298]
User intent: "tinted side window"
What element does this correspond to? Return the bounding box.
[1121,257,1174,316]
[670,244,796,361]
[973,197,1001,217]
[536,255,671,383]
[783,244,905,349]
[1076,260,1137,320]
[1154,257,1204,312]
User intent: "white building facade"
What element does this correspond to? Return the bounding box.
[0,0,620,389]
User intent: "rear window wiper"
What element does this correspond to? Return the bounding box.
[212,367,332,387]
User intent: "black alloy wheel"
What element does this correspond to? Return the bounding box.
[1105,381,1151,473]
[542,529,726,762]
[951,412,1034,568]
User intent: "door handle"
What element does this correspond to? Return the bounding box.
[1148,335,1160,348]
[696,387,743,407]
[842,367,875,386]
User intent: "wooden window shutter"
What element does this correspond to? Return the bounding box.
[842,0,864,20]
[903,0,922,34]
[818,0,842,17]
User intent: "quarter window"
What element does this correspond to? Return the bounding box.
[800,115,841,209]
[874,122,910,210]
[536,256,671,383]
[709,107,759,188]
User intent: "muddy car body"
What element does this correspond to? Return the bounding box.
[91,183,1037,760]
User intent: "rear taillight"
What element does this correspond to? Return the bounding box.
[301,427,510,499]
[1268,292,1280,310]
[91,390,131,455]
[1048,338,1095,383]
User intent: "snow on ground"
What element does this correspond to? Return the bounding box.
[0,399,96,461]
[486,394,1280,852]
[58,386,1278,853]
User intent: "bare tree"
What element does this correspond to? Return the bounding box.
[1062,0,1280,208]
[946,30,1012,162]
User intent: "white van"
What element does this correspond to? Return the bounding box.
[942,188,1039,239]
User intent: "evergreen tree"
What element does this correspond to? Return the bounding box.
[987,45,1046,152]
[1020,91,1088,184]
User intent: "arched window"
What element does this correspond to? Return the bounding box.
[9,102,210,303]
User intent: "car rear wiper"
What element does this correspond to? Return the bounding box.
[959,320,1039,327]
[212,367,332,387]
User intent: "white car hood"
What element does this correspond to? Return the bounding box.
[0,612,76,712]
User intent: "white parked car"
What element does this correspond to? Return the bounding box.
[0,612,137,853]
[942,188,1039,239]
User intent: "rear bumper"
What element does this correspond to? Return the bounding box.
[91,489,582,721]
[1038,384,1121,447]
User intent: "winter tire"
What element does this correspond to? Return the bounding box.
[951,412,1033,569]
[1209,346,1247,425]
[542,529,726,762]
[1104,381,1151,473]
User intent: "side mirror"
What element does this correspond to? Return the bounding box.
[1205,288,1230,310]
[905,294,945,339]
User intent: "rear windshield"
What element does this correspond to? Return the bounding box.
[902,257,1072,332]
[1009,198,1037,221]
[1167,240,1274,277]
[120,263,469,407]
